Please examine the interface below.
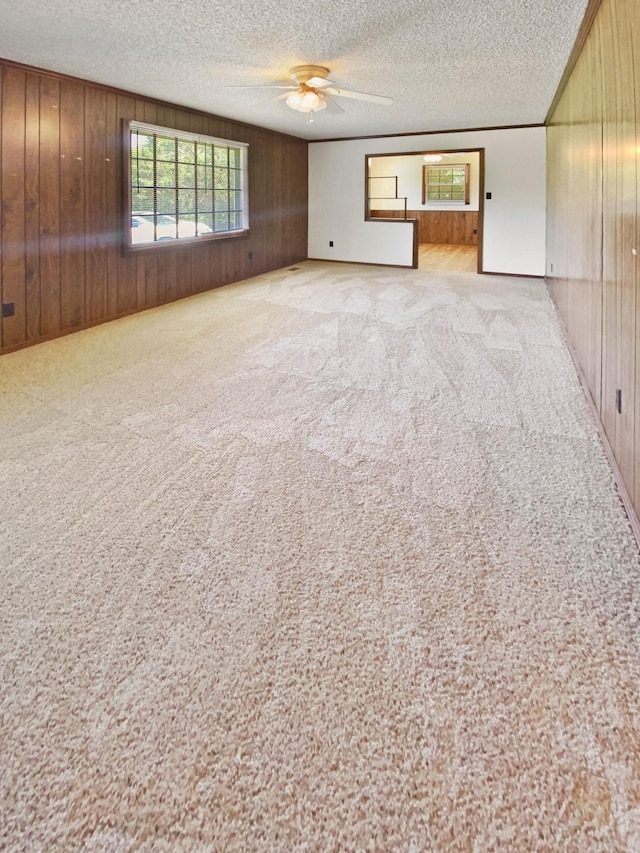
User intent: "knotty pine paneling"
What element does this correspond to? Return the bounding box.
[547,0,639,517]
[0,60,308,354]
[370,209,478,245]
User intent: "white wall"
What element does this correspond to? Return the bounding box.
[308,127,546,276]
[369,151,480,212]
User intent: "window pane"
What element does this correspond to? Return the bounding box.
[133,132,153,152]
[214,212,229,231]
[214,167,229,188]
[156,188,177,214]
[157,161,175,188]
[215,190,230,210]
[178,189,196,213]
[230,169,242,189]
[214,147,229,166]
[160,219,179,239]
[179,214,196,235]
[198,190,213,211]
[156,137,176,161]
[178,164,195,187]
[228,148,239,168]
[177,141,196,163]
[132,188,153,211]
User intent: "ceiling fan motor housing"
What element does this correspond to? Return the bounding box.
[290,65,330,86]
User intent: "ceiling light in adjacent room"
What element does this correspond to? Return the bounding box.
[423,153,443,163]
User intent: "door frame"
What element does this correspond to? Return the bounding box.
[364,147,485,272]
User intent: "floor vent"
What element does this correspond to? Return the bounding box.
[288,267,301,271]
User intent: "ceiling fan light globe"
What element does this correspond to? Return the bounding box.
[286,91,304,110]
[300,91,320,111]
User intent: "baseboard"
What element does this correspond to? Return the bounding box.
[482,270,545,279]
[306,257,414,270]
[548,287,640,551]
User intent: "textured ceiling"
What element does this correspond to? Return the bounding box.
[0,0,588,140]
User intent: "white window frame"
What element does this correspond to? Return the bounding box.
[126,120,249,249]
[422,163,470,205]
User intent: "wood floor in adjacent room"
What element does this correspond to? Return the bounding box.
[2,260,640,851]
[419,242,477,272]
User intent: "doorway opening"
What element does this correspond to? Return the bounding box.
[366,148,484,273]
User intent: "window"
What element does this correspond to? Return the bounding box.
[422,164,470,204]
[127,121,248,247]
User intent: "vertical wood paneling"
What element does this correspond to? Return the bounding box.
[116,95,139,315]
[634,7,640,515]
[600,0,620,444]
[613,0,636,498]
[24,73,41,341]
[0,59,308,356]
[370,209,479,245]
[547,0,639,518]
[164,250,178,303]
[0,67,3,352]
[134,99,148,309]
[1,68,27,348]
[39,76,61,336]
[85,87,107,323]
[59,81,85,329]
[189,112,207,294]
[105,92,119,318]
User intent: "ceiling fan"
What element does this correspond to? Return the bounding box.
[233,65,393,118]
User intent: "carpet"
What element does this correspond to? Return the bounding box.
[2,261,640,851]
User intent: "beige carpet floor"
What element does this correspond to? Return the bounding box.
[2,260,640,851]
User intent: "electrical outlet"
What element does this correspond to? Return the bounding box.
[486,192,492,200]
[2,302,15,318]
[329,241,334,247]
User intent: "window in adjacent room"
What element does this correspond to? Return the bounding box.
[422,164,470,204]
[127,121,249,247]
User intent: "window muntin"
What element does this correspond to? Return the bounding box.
[128,121,248,246]
[422,164,470,204]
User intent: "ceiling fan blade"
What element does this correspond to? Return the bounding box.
[226,83,295,90]
[252,92,292,109]
[323,94,345,114]
[306,76,334,88]
[325,87,393,105]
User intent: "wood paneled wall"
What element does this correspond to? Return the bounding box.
[370,209,478,245]
[0,61,308,353]
[546,0,639,516]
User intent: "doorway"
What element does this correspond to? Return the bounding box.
[366,148,484,273]
[418,243,477,272]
